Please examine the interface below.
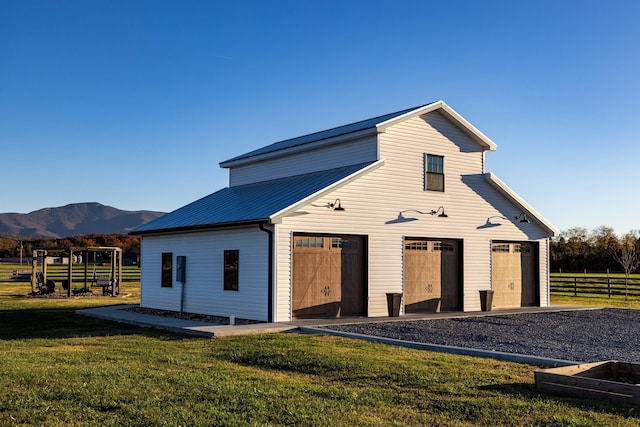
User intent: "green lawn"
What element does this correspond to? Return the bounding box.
[551,293,640,309]
[1,263,639,426]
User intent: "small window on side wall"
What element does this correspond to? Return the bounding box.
[224,250,239,291]
[425,154,444,192]
[161,252,173,287]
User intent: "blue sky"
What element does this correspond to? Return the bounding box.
[2,0,639,235]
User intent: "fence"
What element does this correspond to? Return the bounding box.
[7,264,141,283]
[550,273,640,298]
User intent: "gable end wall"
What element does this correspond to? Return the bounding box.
[274,110,550,320]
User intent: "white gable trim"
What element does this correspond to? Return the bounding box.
[376,100,498,152]
[269,159,386,223]
[484,172,558,236]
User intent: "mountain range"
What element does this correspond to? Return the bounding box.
[0,203,165,238]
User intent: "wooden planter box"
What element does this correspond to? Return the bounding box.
[535,361,640,405]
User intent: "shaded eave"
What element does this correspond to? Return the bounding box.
[129,219,268,236]
[484,172,558,236]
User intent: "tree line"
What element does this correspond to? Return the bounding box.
[2,228,638,275]
[551,226,640,273]
[0,234,140,259]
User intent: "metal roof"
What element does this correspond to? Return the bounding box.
[220,105,428,165]
[132,162,376,234]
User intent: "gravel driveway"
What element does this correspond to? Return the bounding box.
[325,308,640,363]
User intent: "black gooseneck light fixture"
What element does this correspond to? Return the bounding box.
[430,206,448,217]
[514,212,530,223]
[328,199,345,211]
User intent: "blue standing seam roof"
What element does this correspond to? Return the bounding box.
[132,161,376,234]
[220,104,429,165]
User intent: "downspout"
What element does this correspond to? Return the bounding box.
[546,238,551,307]
[259,223,274,323]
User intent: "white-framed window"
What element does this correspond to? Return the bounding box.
[425,154,444,192]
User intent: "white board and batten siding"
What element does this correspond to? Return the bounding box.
[228,136,378,187]
[274,110,551,320]
[140,227,269,321]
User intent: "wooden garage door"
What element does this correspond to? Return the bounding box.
[491,242,538,309]
[404,239,461,313]
[519,243,538,306]
[292,235,364,318]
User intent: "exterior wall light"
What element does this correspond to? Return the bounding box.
[328,199,345,211]
[430,206,448,217]
[514,213,530,223]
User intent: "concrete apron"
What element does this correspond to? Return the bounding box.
[79,304,592,366]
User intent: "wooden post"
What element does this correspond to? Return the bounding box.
[30,250,37,294]
[116,248,122,296]
[607,269,611,298]
[67,248,73,297]
[574,276,578,296]
[42,251,47,287]
[84,250,88,292]
[110,249,115,296]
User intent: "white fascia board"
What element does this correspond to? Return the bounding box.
[484,172,559,236]
[376,100,498,152]
[219,128,379,169]
[269,159,386,223]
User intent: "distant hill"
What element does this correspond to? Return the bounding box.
[0,203,165,238]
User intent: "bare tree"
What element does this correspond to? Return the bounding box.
[612,232,640,300]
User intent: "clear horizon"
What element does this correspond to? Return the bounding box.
[2,0,639,235]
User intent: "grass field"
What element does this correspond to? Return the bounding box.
[1,263,640,426]
[0,262,140,310]
[550,291,640,309]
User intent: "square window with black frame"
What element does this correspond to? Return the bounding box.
[224,250,239,291]
[161,252,173,287]
[425,153,444,192]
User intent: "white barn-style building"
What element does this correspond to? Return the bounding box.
[132,101,557,322]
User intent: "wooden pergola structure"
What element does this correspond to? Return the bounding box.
[31,246,123,297]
